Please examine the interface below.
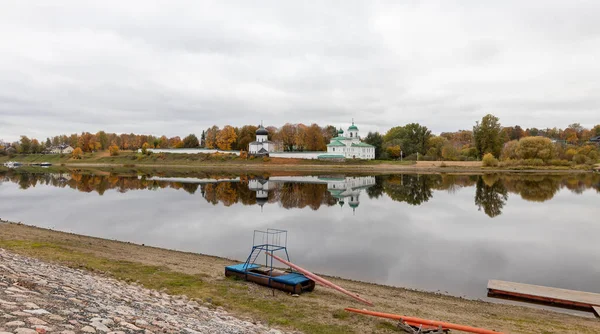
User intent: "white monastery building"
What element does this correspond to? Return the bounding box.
[320,121,375,160]
[248,125,275,156]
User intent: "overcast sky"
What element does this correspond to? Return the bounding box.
[1,1,599,142]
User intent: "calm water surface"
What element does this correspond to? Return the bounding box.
[1,170,599,304]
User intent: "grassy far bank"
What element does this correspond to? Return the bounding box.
[1,223,600,334]
[1,151,599,173]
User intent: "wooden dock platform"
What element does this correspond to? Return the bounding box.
[488,280,600,312]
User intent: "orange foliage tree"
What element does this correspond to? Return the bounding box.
[216,125,237,150]
[72,147,83,159]
[109,145,120,156]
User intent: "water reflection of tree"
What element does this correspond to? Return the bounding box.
[382,174,434,205]
[503,175,561,202]
[366,176,385,199]
[3,171,599,211]
[474,174,508,218]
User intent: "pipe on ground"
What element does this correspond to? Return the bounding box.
[345,308,503,334]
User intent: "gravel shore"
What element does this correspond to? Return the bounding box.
[0,248,284,334]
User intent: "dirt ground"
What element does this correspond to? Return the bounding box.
[1,223,599,333]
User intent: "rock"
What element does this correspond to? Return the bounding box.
[45,314,65,321]
[14,329,37,334]
[32,325,53,332]
[61,325,74,329]
[90,321,111,332]
[0,299,17,305]
[12,311,32,316]
[23,302,40,309]
[120,322,142,331]
[24,309,50,315]
[27,317,48,325]
[59,331,76,334]
[81,326,96,333]
[6,320,26,327]
[134,319,148,326]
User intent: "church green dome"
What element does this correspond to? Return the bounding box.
[348,122,358,131]
[338,128,344,134]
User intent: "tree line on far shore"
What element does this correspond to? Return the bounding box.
[2,114,599,164]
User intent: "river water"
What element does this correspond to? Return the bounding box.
[1,170,599,304]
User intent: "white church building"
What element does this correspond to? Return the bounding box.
[319,121,375,160]
[248,125,275,156]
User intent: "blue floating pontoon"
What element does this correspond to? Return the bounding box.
[225,229,315,294]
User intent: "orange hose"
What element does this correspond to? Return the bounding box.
[345,308,503,334]
[267,253,374,306]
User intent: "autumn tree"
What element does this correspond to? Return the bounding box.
[304,124,326,151]
[279,123,297,151]
[205,126,219,149]
[31,139,41,153]
[426,136,448,160]
[72,147,83,159]
[158,135,169,148]
[216,126,237,150]
[168,136,183,148]
[294,124,309,151]
[109,145,120,156]
[473,114,502,158]
[387,145,401,159]
[236,125,258,151]
[183,134,200,148]
[141,142,150,155]
[515,137,556,161]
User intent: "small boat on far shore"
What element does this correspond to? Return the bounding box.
[3,161,23,168]
[30,162,52,167]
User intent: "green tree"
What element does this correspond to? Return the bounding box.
[45,138,52,148]
[426,136,448,160]
[473,114,502,158]
[474,175,508,218]
[96,131,109,150]
[183,134,200,148]
[363,132,384,159]
[19,136,31,153]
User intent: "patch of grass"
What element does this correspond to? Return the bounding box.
[376,320,403,332]
[332,309,350,319]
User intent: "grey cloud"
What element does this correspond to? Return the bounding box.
[0,0,599,141]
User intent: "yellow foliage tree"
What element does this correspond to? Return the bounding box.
[387,145,401,159]
[216,125,237,150]
[141,142,150,155]
[72,147,83,159]
[109,145,120,156]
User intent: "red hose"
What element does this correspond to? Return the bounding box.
[345,308,503,334]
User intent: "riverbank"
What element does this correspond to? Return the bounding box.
[0,248,282,334]
[1,222,599,334]
[1,153,597,174]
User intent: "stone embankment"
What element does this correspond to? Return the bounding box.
[0,248,283,334]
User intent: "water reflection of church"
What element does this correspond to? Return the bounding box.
[248,176,375,212]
